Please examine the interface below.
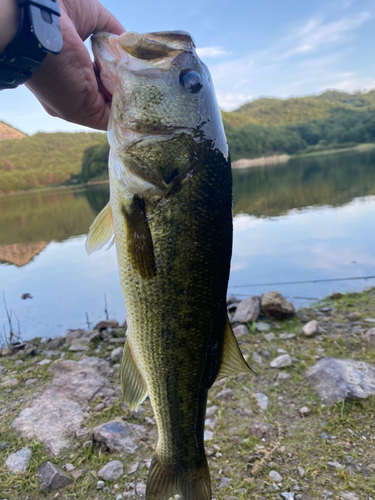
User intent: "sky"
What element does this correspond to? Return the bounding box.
[1,0,375,135]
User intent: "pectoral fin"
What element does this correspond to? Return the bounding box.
[121,337,148,410]
[216,317,257,380]
[85,202,114,255]
[122,195,156,279]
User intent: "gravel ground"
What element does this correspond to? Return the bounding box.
[1,288,375,500]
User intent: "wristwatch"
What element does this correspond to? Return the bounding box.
[0,0,63,90]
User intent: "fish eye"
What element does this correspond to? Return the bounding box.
[179,70,203,94]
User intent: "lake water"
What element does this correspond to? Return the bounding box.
[1,149,375,341]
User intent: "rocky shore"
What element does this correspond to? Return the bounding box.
[1,289,375,499]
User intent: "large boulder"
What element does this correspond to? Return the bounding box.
[307,357,375,404]
[231,296,260,323]
[261,291,295,319]
[11,357,118,455]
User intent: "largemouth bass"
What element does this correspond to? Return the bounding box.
[87,30,252,500]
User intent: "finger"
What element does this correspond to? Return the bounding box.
[95,1,125,36]
[27,15,111,130]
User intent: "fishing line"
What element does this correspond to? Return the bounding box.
[228,275,375,289]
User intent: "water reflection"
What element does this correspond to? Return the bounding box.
[0,185,109,266]
[0,150,374,340]
[232,149,375,216]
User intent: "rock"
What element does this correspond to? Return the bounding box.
[307,357,375,404]
[2,347,14,357]
[128,462,139,474]
[248,421,277,442]
[62,329,97,348]
[339,493,359,500]
[252,352,263,365]
[1,378,18,388]
[111,347,124,362]
[297,466,305,478]
[227,295,238,306]
[136,482,147,496]
[279,333,296,340]
[264,332,275,342]
[45,337,65,350]
[65,463,75,471]
[94,402,106,412]
[363,328,375,346]
[44,350,61,358]
[98,460,123,481]
[302,320,318,337]
[327,461,343,469]
[233,324,249,338]
[269,470,283,482]
[94,320,119,331]
[68,343,89,352]
[97,480,105,489]
[254,392,268,411]
[38,359,52,366]
[5,447,31,474]
[365,318,375,323]
[204,430,213,441]
[93,420,146,454]
[206,405,218,418]
[348,312,361,321]
[37,461,73,491]
[254,321,271,332]
[299,406,311,417]
[216,388,234,400]
[261,291,295,319]
[231,296,261,323]
[270,354,292,368]
[12,357,114,455]
[276,372,291,382]
[21,342,39,357]
[71,469,84,480]
[281,493,294,500]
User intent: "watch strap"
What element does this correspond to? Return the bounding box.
[0,0,63,90]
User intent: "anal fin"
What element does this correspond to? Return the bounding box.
[85,202,114,255]
[121,337,148,410]
[122,195,156,279]
[216,316,257,380]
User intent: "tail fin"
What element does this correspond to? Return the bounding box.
[146,453,211,500]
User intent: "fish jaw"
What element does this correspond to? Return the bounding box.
[92,30,228,199]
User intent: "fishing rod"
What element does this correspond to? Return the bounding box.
[228,275,375,289]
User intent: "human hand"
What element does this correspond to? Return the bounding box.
[26,0,125,130]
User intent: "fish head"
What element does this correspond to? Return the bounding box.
[92,30,228,197]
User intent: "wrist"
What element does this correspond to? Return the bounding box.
[0,0,20,53]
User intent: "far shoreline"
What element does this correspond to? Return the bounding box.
[1,143,374,196]
[231,143,375,170]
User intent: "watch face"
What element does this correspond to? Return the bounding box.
[0,1,63,89]
[30,5,63,54]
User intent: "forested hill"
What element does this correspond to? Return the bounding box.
[222,89,375,161]
[222,89,375,128]
[0,132,104,194]
[1,89,375,192]
[0,121,27,141]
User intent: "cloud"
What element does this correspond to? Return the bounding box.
[282,11,371,58]
[207,10,373,110]
[196,46,227,58]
